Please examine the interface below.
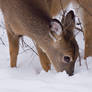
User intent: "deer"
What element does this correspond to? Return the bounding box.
[0,0,79,76]
[55,0,92,66]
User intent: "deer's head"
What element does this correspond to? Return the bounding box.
[48,10,79,76]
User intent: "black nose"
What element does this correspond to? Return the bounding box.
[64,56,70,63]
[67,70,74,76]
[68,72,74,76]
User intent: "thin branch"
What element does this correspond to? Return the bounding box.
[74,16,84,38]
[20,37,38,56]
[79,53,81,66]
[84,59,89,70]
[60,0,64,11]
[0,24,5,29]
[0,37,6,46]
[75,27,83,32]
[77,0,92,16]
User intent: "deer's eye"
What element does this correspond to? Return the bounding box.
[64,56,70,63]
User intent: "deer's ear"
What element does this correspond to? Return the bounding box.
[64,10,75,30]
[49,20,62,41]
[65,10,75,21]
[50,20,62,36]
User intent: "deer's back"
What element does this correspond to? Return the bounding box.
[0,0,53,42]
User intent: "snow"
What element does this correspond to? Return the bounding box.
[0,4,92,92]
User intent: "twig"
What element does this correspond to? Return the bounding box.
[0,24,5,29]
[79,53,81,66]
[84,59,89,70]
[77,18,83,31]
[0,37,6,46]
[20,37,38,56]
[19,48,33,54]
[75,27,83,32]
[77,0,92,16]
[74,17,84,38]
[60,0,64,11]
[59,0,67,23]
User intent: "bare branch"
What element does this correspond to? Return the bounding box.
[77,0,92,16]
[78,53,81,66]
[75,27,83,32]
[0,37,6,46]
[60,0,64,11]
[74,16,84,38]
[0,23,6,46]
[20,37,38,56]
[84,59,89,70]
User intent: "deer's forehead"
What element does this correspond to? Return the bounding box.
[53,38,72,49]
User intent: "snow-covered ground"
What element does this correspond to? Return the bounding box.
[0,4,92,92]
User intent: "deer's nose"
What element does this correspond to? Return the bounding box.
[64,56,71,63]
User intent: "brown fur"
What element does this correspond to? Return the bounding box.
[58,0,92,59]
[77,0,92,59]
[0,0,79,75]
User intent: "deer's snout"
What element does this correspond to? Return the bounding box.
[66,68,74,76]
